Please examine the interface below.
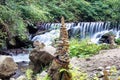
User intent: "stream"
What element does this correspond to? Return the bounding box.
[10,22,120,64]
[1,22,119,79]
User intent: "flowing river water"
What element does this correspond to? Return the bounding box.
[12,22,120,64]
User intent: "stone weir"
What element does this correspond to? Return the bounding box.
[30,22,120,44]
[34,22,120,39]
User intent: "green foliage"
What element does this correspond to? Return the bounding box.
[99,44,111,50]
[69,38,101,58]
[68,65,120,80]
[25,68,51,80]
[0,1,28,48]
[0,0,120,22]
[104,0,120,21]
[0,3,27,38]
[69,38,118,58]
[118,76,120,80]
[69,67,88,80]
[110,66,117,74]
[24,66,120,80]
[0,5,18,23]
[0,0,120,48]
[26,69,33,80]
[43,74,51,80]
[115,38,120,45]
[20,4,50,22]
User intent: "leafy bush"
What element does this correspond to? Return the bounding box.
[26,69,33,80]
[115,38,120,45]
[99,43,111,50]
[20,4,50,22]
[0,0,120,48]
[0,4,27,40]
[69,39,101,58]
[0,5,18,23]
[0,0,120,22]
[69,67,88,80]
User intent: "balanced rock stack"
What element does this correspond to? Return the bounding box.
[56,17,70,63]
[48,17,71,80]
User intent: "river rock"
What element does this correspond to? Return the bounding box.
[98,71,104,78]
[10,78,15,80]
[29,46,56,74]
[106,66,111,70]
[16,75,26,80]
[98,31,116,45]
[97,67,104,71]
[0,55,18,79]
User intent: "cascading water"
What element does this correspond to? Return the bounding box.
[9,49,31,63]
[32,30,60,45]
[32,22,120,44]
[11,22,120,64]
[12,54,30,62]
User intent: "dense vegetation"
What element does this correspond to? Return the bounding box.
[0,1,120,79]
[69,38,114,58]
[0,0,120,48]
[1,0,119,22]
[69,39,101,58]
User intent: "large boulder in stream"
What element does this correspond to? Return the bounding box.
[98,32,117,48]
[99,32,116,45]
[0,55,18,79]
[29,41,56,74]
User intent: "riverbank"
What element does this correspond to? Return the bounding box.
[1,48,120,79]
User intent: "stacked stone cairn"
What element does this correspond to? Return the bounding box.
[48,17,71,80]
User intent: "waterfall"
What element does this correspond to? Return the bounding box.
[32,22,120,44]
[32,30,60,45]
[12,22,119,63]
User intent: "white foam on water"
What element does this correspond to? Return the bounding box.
[12,54,30,62]
[91,30,120,44]
[91,30,109,43]
[115,30,120,39]
[32,30,60,45]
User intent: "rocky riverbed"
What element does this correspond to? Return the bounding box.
[70,48,120,79]
[1,48,120,80]
[71,48,120,72]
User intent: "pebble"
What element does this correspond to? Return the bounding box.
[117,71,120,75]
[97,67,104,71]
[86,58,91,61]
[98,71,104,78]
[10,78,15,80]
[106,66,111,70]
[16,75,26,80]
